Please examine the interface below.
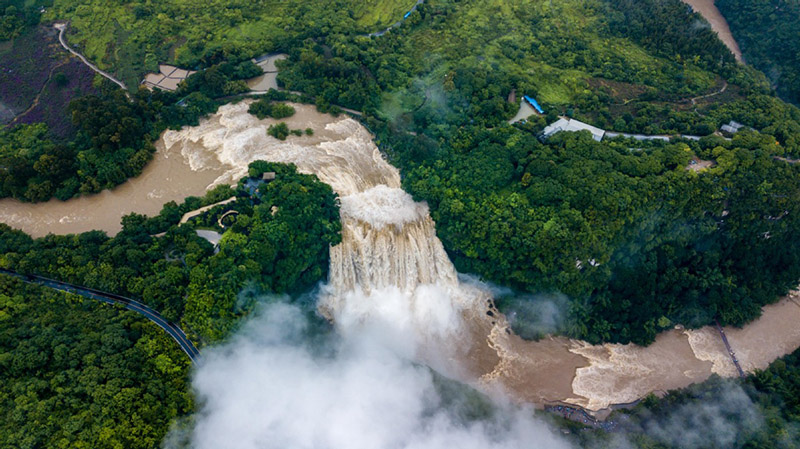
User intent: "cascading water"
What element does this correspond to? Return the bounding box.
[157,100,800,413]
[160,101,512,382]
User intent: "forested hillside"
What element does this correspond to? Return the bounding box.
[717,0,800,105]
[3,0,800,446]
[0,161,340,342]
[7,0,800,344]
[43,0,417,87]
[0,59,257,202]
[0,276,192,448]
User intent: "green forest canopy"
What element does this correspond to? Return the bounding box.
[718,0,800,105]
[0,276,192,449]
[6,0,800,345]
[0,161,341,342]
[3,0,800,445]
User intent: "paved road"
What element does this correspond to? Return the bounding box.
[54,23,129,92]
[0,268,199,362]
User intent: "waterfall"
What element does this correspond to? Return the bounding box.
[160,101,800,413]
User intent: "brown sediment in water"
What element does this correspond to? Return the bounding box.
[0,141,225,237]
[681,0,744,62]
[565,329,713,410]
[0,103,342,237]
[719,295,800,372]
[4,102,800,414]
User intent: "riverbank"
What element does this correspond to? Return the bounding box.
[141,104,800,414]
[2,102,799,416]
[0,138,224,237]
[0,103,363,237]
[680,0,743,62]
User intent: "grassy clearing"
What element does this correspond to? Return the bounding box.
[14,59,99,138]
[352,0,418,28]
[385,0,719,111]
[45,0,412,84]
[0,25,98,136]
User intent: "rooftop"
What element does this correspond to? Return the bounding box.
[542,117,605,141]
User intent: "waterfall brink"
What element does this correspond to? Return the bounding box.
[329,187,458,297]
[160,101,800,413]
[159,101,587,403]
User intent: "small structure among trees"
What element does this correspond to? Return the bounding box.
[541,117,606,141]
[720,120,745,134]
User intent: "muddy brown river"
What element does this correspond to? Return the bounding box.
[2,102,799,414]
[681,0,743,62]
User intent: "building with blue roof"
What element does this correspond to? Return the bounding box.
[524,96,545,114]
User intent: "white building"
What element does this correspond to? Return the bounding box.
[541,117,606,142]
[720,120,745,134]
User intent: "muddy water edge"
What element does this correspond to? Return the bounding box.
[681,0,744,62]
[2,102,800,417]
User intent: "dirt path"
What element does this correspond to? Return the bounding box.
[8,59,70,126]
[53,23,128,91]
[366,0,424,37]
[690,81,728,105]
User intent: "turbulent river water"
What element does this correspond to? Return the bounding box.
[2,102,800,412]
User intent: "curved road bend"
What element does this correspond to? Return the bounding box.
[0,268,199,362]
[54,23,129,92]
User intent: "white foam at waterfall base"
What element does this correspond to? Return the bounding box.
[331,283,467,358]
[164,301,574,449]
[340,186,429,230]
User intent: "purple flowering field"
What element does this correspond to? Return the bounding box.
[0,26,63,115]
[1,26,99,137]
[16,59,99,138]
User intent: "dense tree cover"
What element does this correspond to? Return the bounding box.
[403,123,800,345]
[0,276,192,448]
[0,0,43,41]
[248,99,296,119]
[718,0,800,105]
[276,0,739,117]
[603,0,736,78]
[2,87,162,201]
[22,0,800,346]
[43,0,412,87]
[39,0,800,345]
[0,57,263,202]
[177,59,261,98]
[0,162,341,342]
[253,0,800,345]
[267,122,291,140]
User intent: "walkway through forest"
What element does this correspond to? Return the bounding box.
[690,81,728,105]
[54,23,128,92]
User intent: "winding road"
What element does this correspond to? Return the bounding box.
[0,268,199,362]
[54,23,128,92]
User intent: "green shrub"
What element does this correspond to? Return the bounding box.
[267,122,290,140]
